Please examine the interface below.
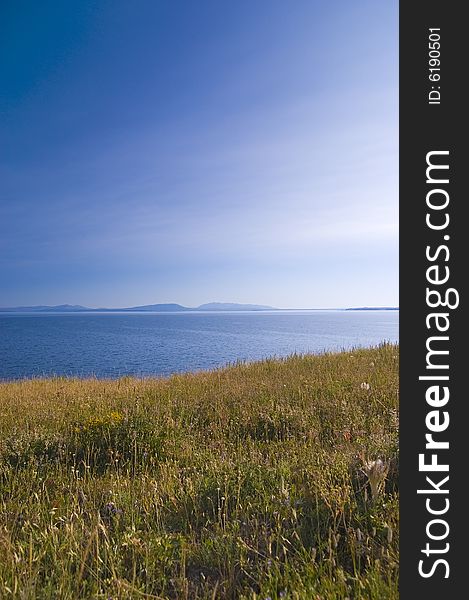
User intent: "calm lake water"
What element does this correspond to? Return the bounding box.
[0,311,398,380]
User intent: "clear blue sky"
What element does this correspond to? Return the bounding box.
[1,0,398,309]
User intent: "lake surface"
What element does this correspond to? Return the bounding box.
[0,311,398,380]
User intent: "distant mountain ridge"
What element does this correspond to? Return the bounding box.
[112,303,188,312]
[0,302,276,313]
[0,304,90,313]
[0,303,399,313]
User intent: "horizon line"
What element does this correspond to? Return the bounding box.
[0,301,400,312]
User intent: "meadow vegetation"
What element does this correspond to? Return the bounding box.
[0,344,399,599]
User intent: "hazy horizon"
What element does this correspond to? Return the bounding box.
[0,300,399,311]
[1,1,398,308]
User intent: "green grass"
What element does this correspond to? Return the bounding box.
[0,344,399,599]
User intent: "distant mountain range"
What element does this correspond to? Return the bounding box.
[0,303,399,313]
[0,302,276,313]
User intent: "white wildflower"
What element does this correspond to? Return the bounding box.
[362,458,389,501]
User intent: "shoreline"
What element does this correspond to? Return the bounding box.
[0,342,399,385]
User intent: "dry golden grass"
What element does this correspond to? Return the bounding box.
[0,344,398,599]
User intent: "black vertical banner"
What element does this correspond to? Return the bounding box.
[400,2,466,598]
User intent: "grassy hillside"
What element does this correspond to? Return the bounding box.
[0,344,399,599]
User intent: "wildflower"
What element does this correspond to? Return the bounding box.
[360,382,371,391]
[362,459,389,501]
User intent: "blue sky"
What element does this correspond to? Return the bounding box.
[1,0,398,309]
